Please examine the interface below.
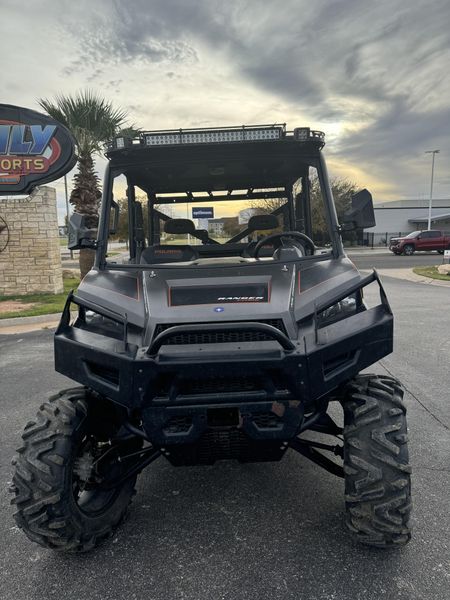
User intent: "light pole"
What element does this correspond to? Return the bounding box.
[425,149,439,230]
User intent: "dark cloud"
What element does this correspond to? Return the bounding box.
[26,0,450,196]
[66,1,449,113]
[59,1,199,77]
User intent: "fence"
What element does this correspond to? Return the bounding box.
[341,231,411,248]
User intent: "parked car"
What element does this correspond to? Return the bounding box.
[389,230,450,255]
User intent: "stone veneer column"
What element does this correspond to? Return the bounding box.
[0,186,63,295]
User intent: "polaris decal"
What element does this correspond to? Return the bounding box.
[0,105,76,195]
[169,283,269,306]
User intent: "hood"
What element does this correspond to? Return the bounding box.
[77,257,362,340]
[142,257,361,343]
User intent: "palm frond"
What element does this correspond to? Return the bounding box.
[37,89,132,155]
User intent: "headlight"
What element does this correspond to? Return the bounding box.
[317,292,363,327]
[77,309,124,340]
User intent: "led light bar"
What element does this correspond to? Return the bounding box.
[143,126,284,146]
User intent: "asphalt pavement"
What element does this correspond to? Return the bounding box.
[1,274,449,600]
[348,249,444,270]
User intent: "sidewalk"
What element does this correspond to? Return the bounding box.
[346,247,391,254]
[361,267,450,287]
[0,313,61,335]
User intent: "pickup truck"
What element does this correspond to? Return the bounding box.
[389,230,450,255]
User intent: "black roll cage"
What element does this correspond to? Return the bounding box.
[95,153,344,270]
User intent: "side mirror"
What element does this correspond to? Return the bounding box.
[68,213,97,250]
[341,189,376,231]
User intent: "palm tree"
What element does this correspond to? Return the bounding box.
[38,90,133,278]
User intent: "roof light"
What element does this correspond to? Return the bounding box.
[111,136,133,150]
[294,128,325,143]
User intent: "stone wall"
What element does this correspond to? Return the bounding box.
[0,186,63,295]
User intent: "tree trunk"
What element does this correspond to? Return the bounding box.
[79,248,97,280]
[70,151,101,279]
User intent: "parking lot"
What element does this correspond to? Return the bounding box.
[1,271,449,600]
[348,249,445,270]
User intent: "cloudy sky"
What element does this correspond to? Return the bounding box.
[1,0,449,221]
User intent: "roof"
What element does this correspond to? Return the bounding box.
[409,213,450,223]
[105,125,325,194]
[374,198,450,209]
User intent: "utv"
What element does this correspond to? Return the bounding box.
[11,124,411,551]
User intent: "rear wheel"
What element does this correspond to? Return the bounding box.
[402,244,414,256]
[341,375,412,547]
[10,388,141,552]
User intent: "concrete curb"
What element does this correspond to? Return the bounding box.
[361,268,450,286]
[0,314,61,335]
[0,313,61,327]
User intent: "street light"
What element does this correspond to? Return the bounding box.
[425,149,440,230]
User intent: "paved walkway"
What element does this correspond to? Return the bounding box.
[363,267,450,287]
[0,317,60,335]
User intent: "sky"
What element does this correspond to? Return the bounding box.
[1,0,449,223]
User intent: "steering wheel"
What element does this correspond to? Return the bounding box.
[253,231,315,259]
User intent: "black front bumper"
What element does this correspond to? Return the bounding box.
[55,271,393,446]
[55,273,393,445]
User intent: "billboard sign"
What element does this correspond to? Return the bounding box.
[192,206,214,219]
[0,104,77,195]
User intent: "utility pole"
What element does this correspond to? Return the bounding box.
[425,150,439,230]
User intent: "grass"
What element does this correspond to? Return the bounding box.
[0,275,80,319]
[413,266,450,281]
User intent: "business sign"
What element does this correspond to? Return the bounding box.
[192,206,214,219]
[444,249,450,258]
[0,104,77,195]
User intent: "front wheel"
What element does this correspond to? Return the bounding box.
[402,244,414,256]
[341,375,412,547]
[10,388,141,552]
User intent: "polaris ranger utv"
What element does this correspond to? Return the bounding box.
[11,124,411,551]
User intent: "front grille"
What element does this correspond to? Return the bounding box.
[183,375,261,395]
[153,319,287,345]
[198,429,249,462]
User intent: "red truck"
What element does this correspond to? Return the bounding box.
[389,230,450,255]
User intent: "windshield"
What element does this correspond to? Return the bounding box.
[104,164,335,268]
[152,197,286,243]
[405,231,421,238]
